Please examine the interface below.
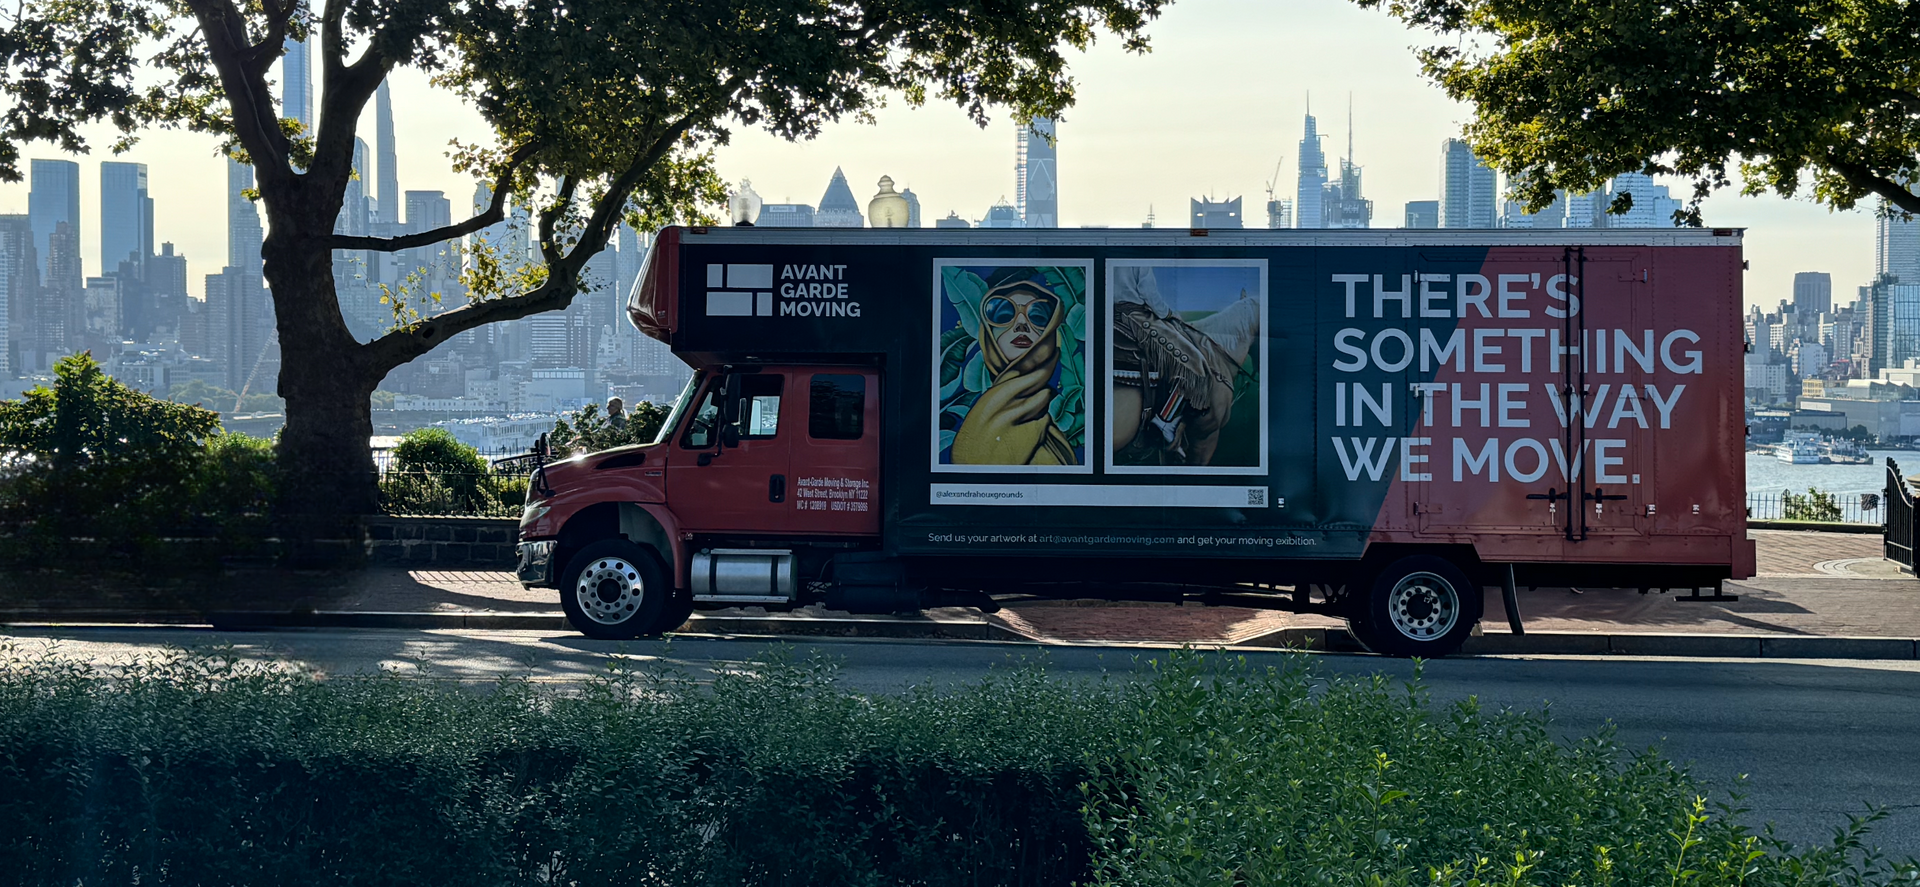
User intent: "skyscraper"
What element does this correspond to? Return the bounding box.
[814,168,863,227]
[1603,173,1682,227]
[1295,108,1326,229]
[283,38,313,133]
[1439,139,1497,228]
[1321,101,1373,228]
[227,158,270,391]
[375,79,400,225]
[28,159,80,280]
[1403,200,1438,228]
[1017,117,1057,228]
[1190,197,1243,229]
[901,188,922,228]
[99,161,152,280]
[1793,271,1833,316]
[0,215,31,376]
[44,221,82,361]
[1877,201,1920,284]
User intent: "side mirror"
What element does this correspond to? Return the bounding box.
[721,425,741,448]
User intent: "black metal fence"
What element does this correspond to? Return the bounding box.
[375,449,547,518]
[1745,490,1884,525]
[1886,459,1915,569]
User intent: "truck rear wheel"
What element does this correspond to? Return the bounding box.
[560,540,671,640]
[1348,555,1480,658]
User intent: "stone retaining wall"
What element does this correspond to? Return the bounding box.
[364,516,519,568]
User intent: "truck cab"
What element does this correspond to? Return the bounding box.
[516,364,890,638]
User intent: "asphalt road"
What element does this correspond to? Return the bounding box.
[4,625,1918,858]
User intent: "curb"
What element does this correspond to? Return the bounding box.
[1746,520,1883,534]
[3,612,1915,660]
[0,610,1024,642]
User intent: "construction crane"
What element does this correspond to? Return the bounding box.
[1263,157,1289,229]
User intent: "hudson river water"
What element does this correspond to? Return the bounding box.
[1745,449,1910,496]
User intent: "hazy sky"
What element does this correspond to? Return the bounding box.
[0,0,1874,310]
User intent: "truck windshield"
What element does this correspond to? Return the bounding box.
[655,372,703,446]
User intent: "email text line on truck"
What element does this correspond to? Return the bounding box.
[515,226,1753,657]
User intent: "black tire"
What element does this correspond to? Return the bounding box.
[1345,555,1481,658]
[656,589,695,634]
[558,540,671,640]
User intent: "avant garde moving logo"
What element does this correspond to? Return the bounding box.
[704,263,862,318]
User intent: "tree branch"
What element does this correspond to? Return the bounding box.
[183,0,290,181]
[1826,156,1920,216]
[327,144,538,250]
[361,270,583,370]
[538,176,578,266]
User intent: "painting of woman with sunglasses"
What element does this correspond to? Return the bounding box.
[936,264,1088,469]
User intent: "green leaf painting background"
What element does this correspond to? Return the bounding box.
[937,265,1086,462]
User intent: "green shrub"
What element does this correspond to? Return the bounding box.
[0,650,1910,887]
[1782,487,1845,522]
[381,427,524,516]
[548,400,669,457]
[0,354,277,562]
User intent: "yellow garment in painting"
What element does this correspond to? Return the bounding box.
[949,281,1078,466]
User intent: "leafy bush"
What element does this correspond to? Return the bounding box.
[548,400,669,458]
[0,354,276,562]
[380,427,525,516]
[0,650,1911,887]
[1782,487,1844,522]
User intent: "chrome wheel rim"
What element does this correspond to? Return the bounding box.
[1386,571,1459,641]
[575,557,647,625]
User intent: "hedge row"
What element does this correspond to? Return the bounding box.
[0,649,1911,887]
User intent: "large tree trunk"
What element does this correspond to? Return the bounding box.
[261,187,382,551]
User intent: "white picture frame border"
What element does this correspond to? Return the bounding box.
[930,258,1097,475]
[1103,258,1270,477]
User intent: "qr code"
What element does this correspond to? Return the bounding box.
[1246,488,1266,507]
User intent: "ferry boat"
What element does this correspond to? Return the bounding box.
[1777,434,1823,463]
[1820,438,1872,465]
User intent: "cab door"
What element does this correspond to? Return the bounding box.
[788,371,882,536]
[667,370,793,534]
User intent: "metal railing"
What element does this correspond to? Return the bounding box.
[1886,459,1915,568]
[1745,490,1883,524]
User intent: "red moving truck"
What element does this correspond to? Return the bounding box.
[516,226,1754,657]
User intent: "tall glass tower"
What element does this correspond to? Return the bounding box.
[1295,108,1326,229]
[1016,117,1057,228]
[99,161,152,277]
[28,159,79,278]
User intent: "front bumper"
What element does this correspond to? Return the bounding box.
[516,540,557,587]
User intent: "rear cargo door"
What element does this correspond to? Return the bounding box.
[1414,248,1649,541]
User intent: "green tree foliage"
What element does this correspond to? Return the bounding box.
[1782,487,1845,522]
[380,427,524,516]
[1357,0,1920,219]
[0,0,1170,525]
[547,400,670,458]
[0,353,277,557]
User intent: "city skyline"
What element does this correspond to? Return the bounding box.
[0,0,1879,311]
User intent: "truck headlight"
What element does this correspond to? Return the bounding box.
[521,502,551,527]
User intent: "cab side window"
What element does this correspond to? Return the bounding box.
[680,374,784,446]
[739,375,783,439]
[681,386,722,448]
[809,374,865,440]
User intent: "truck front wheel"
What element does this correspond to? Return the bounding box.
[560,540,672,640]
[1348,555,1481,658]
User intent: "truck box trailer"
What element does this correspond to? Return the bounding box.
[516,226,1754,656]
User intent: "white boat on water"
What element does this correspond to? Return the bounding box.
[1773,432,1872,464]
[1777,437,1823,463]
